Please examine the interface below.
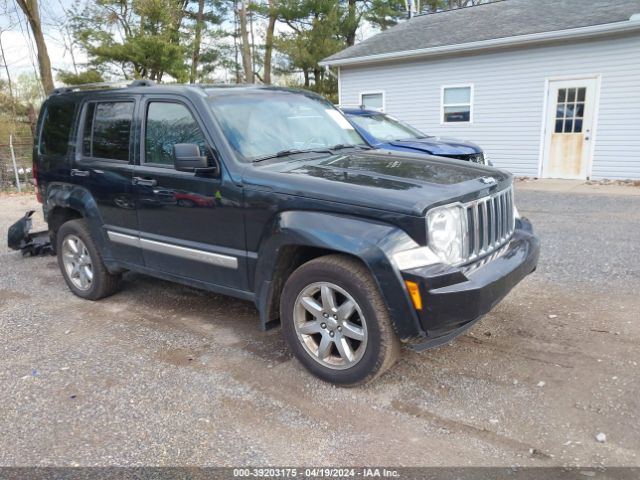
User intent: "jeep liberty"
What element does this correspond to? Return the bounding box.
[29,82,539,385]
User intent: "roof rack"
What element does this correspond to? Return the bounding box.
[50,79,156,96]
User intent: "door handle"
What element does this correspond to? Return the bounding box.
[70,169,90,177]
[133,176,158,187]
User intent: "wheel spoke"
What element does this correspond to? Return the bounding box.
[320,285,337,311]
[341,321,365,341]
[335,336,355,363]
[78,269,87,288]
[298,321,322,335]
[300,296,323,319]
[337,299,356,321]
[317,334,332,360]
[83,265,93,282]
[67,239,79,254]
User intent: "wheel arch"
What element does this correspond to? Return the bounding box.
[43,183,118,269]
[253,210,424,340]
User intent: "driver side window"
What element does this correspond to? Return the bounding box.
[145,102,207,166]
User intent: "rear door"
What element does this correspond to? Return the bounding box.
[133,94,247,291]
[73,97,143,265]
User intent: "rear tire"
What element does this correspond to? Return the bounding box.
[56,219,121,300]
[280,254,400,386]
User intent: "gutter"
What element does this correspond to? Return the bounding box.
[320,19,640,67]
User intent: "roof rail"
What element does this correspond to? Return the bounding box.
[128,79,155,87]
[49,79,156,96]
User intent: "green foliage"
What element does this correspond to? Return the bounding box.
[57,69,104,85]
[363,0,406,30]
[71,0,191,81]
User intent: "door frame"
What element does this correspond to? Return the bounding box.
[537,74,602,179]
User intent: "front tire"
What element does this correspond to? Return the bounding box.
[280,254,400,386]
[56,219,121,300]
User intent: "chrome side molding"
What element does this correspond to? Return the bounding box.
[107,230,238,269]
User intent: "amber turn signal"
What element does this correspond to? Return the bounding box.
[404,280,423,311]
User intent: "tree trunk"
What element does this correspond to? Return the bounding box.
[190,0,205,83]
[313,68,321,91]
[15,0,54,94]
[303,69,309,87]
[346,0,357,46]
[263,0,276,84]
[238,0,253,83]
[0,31,14,100]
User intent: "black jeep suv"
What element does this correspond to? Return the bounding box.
[31,82,539,385]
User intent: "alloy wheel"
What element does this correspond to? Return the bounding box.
[61,235,93,291]
[293,281,368,370]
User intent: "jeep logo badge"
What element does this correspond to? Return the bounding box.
[479,176,497,185]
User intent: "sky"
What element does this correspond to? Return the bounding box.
[0,0,382,87]
[0,0,87,83]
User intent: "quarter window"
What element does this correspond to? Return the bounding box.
[145,102,207,166]
[360,92,384,112]
[40,102,76,156]
[82,102,134,161]
[442,86,472,123]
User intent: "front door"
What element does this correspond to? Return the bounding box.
[134,95,247,291]
[542,78,597,179]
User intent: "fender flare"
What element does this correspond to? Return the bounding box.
[43,183,118,268]
[253,210,424,340]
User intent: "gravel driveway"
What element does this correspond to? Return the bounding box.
[1,182,639,467]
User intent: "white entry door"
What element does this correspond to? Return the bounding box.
[542,78,597,179]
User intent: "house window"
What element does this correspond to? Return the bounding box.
[360,92,384,111]
[442,86,472,123]
[554,87,586,133]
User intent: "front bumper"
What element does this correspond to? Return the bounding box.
[401,218,539,351]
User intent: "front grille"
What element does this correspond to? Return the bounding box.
[464,186,515,263]
[443,153,485,164]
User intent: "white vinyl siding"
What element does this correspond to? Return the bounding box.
[339,33,640,179]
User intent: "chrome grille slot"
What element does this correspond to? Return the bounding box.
[464,186,515,263]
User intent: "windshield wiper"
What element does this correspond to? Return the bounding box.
[328,143,372,152]
[252,149,307,163]
[252,144,371,163]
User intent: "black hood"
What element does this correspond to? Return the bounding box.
[243,149,511,216]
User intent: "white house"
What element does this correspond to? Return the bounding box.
[320,0,640,180]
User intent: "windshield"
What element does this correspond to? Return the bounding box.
[208,91,366,161]
[348,113,426,141]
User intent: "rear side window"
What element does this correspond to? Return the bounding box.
[40,101,76,156]
[82,101,134,161]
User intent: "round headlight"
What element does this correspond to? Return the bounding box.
[427,205,465,264]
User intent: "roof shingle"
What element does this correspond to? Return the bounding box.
[323,0,640,64]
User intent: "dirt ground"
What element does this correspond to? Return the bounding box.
[0,182,639,467]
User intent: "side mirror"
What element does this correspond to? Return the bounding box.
[173,143,218,175]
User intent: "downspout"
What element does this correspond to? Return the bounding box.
[324,65,340,105]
